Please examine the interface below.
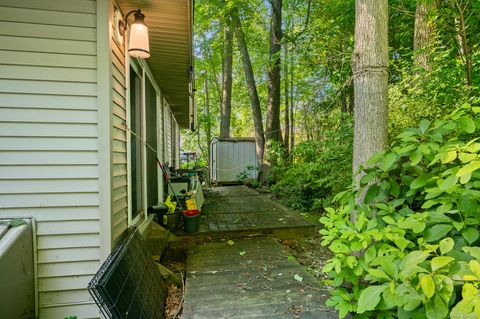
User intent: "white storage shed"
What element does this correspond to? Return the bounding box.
[210,138,259,184]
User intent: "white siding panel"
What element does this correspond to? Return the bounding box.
[0,51,96,69]
[0,35,96,55]
[0,21,97,41]
[37,234,100,249]
[0,93,97,110]
[0,2,101,318]
[38,248,100,264]
[39,289,94,308]
[0,79,97,96]
[38,275,95,292]
[0,206,99,221]
[0,165,99,179]
[0,65,97,83]
[0,179,99,194]
[0,137,98,151]
[37,220,100,235]
[0,108,98,123]
[0,0,96,14]
[0,7,96,28]
[0,151,98,165]
[0,193,99,208]
[0,123,98,137]
[110,14,128,244]
[39,303,100,319]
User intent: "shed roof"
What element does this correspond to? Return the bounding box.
[212,137,257,143]
[120,0,194,128]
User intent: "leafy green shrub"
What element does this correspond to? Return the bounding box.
[271,112,353,211]
[320,103,480,318]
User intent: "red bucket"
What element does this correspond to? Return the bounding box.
[183,209,200,217]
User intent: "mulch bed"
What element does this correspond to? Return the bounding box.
[279,236,332,282]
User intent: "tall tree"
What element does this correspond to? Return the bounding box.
[283,44,290,156]
[453,1,472,87]
[265,0,283,146]
[220,15,234,137]
[232,7,265,163]
[352,0,389,180]
[414,0,435,72]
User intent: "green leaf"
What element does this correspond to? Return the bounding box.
[424,224,454,242]
[458,152,477,163]
[360,172,376,186]
[462,247,480,260]
[457,160,480,178]
[439,237,454,255]
[426,295,449,319]
[441,150,457,164]
[410,173,434,189]
[431,256,454,272]
[357,285,386,313]
[461,227,479,244]
[382,152,398,171]
[419,119,431,134]
[459,116,476,134]
[420,275,435,299]
[365,246,377,263]
[400,251,430,271]
[293,274,303,282]
[439,174,458,190]
[367,268,391,281]
[367,151,386,166]
[409,149,423,166]
[364,184,378,204]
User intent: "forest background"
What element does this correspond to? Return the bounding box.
[183,0,479,212]
[182,1,480,317]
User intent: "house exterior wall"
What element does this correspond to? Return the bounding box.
[0,0,102,317]
[0,0,184,317]
[110,0,129,245]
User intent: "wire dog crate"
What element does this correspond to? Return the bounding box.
[88,227,167,318]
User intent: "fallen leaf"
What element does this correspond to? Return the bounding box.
[227,240,235,246]
[239,251,246,256]
[294,274,303,282]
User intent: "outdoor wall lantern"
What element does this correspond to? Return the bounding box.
[115,8,150,59]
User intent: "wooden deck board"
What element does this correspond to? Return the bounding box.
[175,185,315,238]
[183,237,335,319]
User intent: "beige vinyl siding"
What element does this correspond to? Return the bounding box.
[0,1,100,318]
[164,100,173,166]
[111,1,128,244]
[174,117,181,169]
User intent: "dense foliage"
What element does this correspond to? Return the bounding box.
[320,104,480,318]
[271,111,353,210]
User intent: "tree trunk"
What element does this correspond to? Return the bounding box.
[413,0,435,72]
[204,76,212,160]
[265,0,283,146]
[283,44,290,156]
[289,56,295,153]
[232,8,265,164]
[220,16,233,138]
[202,35,222,107]
[454,1,472,87]
[352,0,389,182]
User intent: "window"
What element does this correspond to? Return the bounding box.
[145,78,158,208]
[130,67,143,220]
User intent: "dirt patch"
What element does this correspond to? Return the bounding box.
[162,243,188,319]
[279,236,331,282]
